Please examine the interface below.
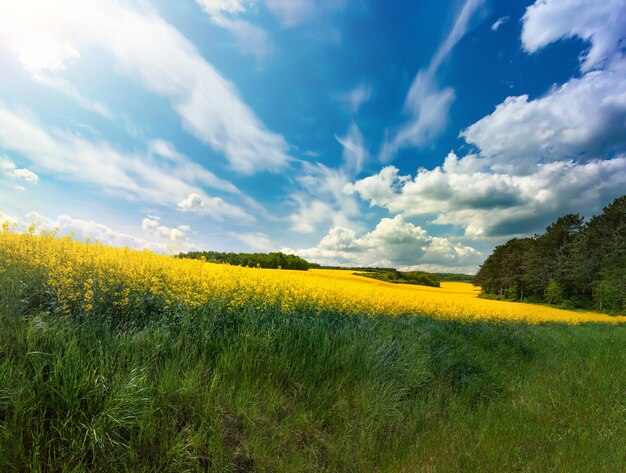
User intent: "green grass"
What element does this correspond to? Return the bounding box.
[1,270,625,472]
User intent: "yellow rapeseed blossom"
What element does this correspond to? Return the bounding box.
[1,229,625,324]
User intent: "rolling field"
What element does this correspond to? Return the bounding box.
[1,230,625,471]
[1,229,623,324]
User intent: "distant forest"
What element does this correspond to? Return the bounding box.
[355,270,441,287]
[436,273,475,283]
[474,196,626,314]
[178,251,310,270]
[310,264,397,272]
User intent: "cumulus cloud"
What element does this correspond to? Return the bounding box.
[461,60,626,173]
[348,152,626,240]
[460,0,626,173]
[345,0,626,244]
[1,158,39,184]
[0,0,291,174]
[9,211,192,253]
[283,214,481,271]
[522,0,626,72]
[0,104,251,220]
[141,216,191,242]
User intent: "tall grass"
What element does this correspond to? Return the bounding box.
[1,263,625,471]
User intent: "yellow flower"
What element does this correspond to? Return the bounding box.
[1,229,625,324]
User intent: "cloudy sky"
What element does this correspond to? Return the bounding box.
[1,0,625,272]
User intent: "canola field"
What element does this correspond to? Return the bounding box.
[2,228,625,324]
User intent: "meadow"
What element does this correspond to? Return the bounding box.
[1,229,625,471]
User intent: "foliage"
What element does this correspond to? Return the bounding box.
[475,196,626,314]
[310,264,398,272]
[436,273,475,282]
[356,270,441,287]
[545,279,563,305]
[178,250,311,270]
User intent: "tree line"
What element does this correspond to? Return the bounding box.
[474,196,626,314]
[355,270,441,287]
[178,251,311,270]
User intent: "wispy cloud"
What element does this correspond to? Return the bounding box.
[264,0,319,28]
[491,16,509,31]
[0,103,251,221]
[177,192,252,222]
[289,123,368,234]
[380,0,485,162]
[195,0,274,61]
[0,0,291,174]
[335,83,372,114]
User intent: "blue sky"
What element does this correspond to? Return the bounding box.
[1,0,625,272]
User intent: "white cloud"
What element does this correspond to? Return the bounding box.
[380,72,455,161]
[195,0,251,16]
[263,0,318,28]
[216,17,274,60]
[289,123,368,233]
[491,15,509,31]
[177,192,251,221]
[289,199,334,234]
[429,0,485,74]
[1,158,39,183]
[380,0,485,161]
[0,0,291,174]
[12,210,192,253]
[0,104,251,220]
[348,152,626,240]
[336,122,367,176]
[351,0,626,248]
[0,209,16,226]
[284,214,481,271]
[335,83,372,114]
[148,139,186,162]
[36,75,114,118]
[462,0,626,174]
[461,60,626,173]
[196,0,345,28]
[230,231,275,251]
[522,0,626,72]
[195,0,274,61]
[12,168,39,183]
[141,216,191,242]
